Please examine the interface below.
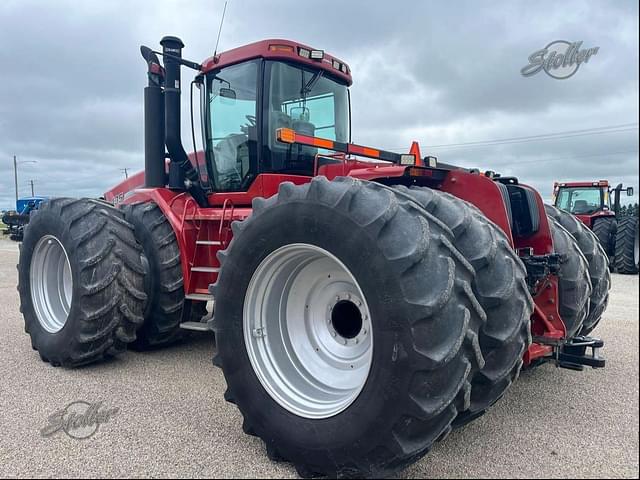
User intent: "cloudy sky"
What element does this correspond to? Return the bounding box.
[1,0,638,210]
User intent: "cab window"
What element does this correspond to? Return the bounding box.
[206,60,259,191]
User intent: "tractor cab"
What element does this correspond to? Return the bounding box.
[553,180,634,220]
[553,181,612,216]
[198,40,352,193]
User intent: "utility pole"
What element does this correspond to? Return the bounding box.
[13,155,18,204]
[12,156,37,206]
[120,168,129,179]
[29,179,35,196]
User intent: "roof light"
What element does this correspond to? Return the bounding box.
[298,47,310,59]
[269,44,295,52]
[425,155,438,167]
[400,154,416,165]
[310,49,324,60]
[340,63,348,74]
[332,59,341,70]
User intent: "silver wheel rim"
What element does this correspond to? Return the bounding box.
[244,243,373,419]
[30,235,73,333]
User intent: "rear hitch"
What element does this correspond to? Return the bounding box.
[556,336,606,371]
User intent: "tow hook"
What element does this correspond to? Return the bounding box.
[556,336,606,371]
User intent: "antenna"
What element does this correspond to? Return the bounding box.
[213,1,228,58]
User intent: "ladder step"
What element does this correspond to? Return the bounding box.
[185,293,214,302]
[196,240,222,246]
[179,321,211,332]
[191,266,220,273]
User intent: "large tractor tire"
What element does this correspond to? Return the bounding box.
[123,202,208,349]
[18,198,146,367]
[211,177,486,478]
[545,205,610,336]
[614,216,640,274]
[591,217,616,259]
[396,186,532,427]
[547,216,592,338]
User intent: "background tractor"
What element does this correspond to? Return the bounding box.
[553,180,639,273]
[17,36,610,478]
[1,196,47,241]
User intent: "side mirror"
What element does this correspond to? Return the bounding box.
[627,187,634,197]
[219,87,236,99]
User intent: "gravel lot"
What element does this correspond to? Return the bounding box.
[0,237,638,478]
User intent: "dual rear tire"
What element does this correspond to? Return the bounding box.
[212,178,532,478]
[19,198,207,367]
[18,199,147,367]
[122,202,207,349]
[545,205,610,336]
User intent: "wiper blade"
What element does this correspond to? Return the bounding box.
[301,70,323,95]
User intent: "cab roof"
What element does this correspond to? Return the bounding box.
[555,180,610,188]
[200,39,353,86]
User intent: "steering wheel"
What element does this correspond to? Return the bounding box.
[245,115,257,127]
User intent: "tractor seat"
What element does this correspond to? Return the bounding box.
[572,200,590,213]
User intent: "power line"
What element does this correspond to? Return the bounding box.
[465,149,639,168]
[386,122,639,151]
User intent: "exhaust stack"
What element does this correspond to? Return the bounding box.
[140,46,166,188]
[159,36,201,192]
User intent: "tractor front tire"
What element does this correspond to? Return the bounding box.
[547,216,592,338]
[18,198,146,367]
[614,216,640,274]
[212,177,486,478]
[396,186,532,427]
[545,205,610,336]
[123,202,207,349]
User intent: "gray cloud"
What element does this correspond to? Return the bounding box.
[1,0,638,209]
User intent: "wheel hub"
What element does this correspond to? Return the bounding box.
[327,294,368,346]
[244,243,373,419]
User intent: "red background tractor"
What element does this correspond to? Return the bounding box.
[553,180,639,273]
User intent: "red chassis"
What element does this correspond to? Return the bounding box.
[106,143,563,366]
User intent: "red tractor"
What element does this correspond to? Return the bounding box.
[553,180,639,274]
[18,37,611,478]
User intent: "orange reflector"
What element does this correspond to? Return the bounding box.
[269,44,295,52]
[313,137,334,149]
[277,128,296,143]
[408,167,433,177]
[362,147,379,157]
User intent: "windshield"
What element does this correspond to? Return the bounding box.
[556,187,605,214]
[264,61,350,174]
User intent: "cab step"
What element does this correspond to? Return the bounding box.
[179,321,211,332]
[185,293,215,302]
[191,266,220,273]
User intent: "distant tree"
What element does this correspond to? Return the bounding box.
[620,204,628,216]
[634,203,639,217]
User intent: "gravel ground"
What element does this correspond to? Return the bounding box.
[0,237,638,478]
